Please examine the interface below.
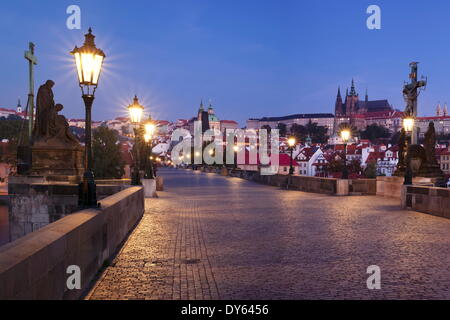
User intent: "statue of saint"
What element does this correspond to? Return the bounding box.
[33,80,80,147]
[34,80,56,140]
[424,122,438,165]
[50,104,80,145]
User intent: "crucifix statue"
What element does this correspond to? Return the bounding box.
[402,62,426,144]
[24,42,38,140]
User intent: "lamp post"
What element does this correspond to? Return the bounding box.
[128,95,144,185]
[403,116,415,185]
[233,145,239,169]
[287,137,296,175]
[71,28,105,208]
[144,119,156,179]
[340,129,351,179]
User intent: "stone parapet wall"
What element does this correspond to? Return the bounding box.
[377,176,437,199]
[0,186,144,300]
[8,182,125,241]
[402,185,450,219]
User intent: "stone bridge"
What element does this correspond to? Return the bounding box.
[87,168,450,299]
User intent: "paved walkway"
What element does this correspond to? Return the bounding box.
[88,169,450,299]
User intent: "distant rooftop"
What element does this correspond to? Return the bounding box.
[250,113,335,122]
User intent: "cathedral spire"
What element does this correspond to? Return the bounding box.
[349,79,357,96]
[335,86,343,116]
[365,88,368,102]
[437,102,442,116]
[444,103,448,116]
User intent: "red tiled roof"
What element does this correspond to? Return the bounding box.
[220,120,238,124]
[417,116,450,121]
[366,151,385,163]
[364,111,404,119]
[238,151,299,166]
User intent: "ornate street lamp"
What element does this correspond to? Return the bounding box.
[71,28,105,208]
[287,137,296,175]
[340,129,351,179]
[128,95,144,185]
[143,118,156,179]
[233,145,239,169]
[403,116,415,185]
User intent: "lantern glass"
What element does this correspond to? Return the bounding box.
[340,130,351,142]
[288,137,296,148]
[145,123,156,137]
[71,28,105,87]
[403,117,415,133]
[127,96,144,124]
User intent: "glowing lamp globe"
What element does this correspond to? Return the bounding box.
[340,130,351,143]
[128,95,144,125]
[403,117,415,133]
[71,28,105,87]
[288,137,296,148]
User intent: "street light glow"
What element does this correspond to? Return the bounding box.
[403,117,415,133]
[128,95,144,124]
[71,28,105,87]
[340,129,351,143]
[288,137,296,148]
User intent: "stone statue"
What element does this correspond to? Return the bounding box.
[34,80,56,140]
[424,122,438,165]
[33,80,79,146]
[29,81,83,178]
[50,104,80,145]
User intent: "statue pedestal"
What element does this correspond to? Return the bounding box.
[30,143,84,181]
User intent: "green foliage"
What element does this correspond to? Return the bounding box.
[92,126,125,179]
[360,124,390,143]
[276,122,287,136]
[261,125,271,133]
[290,120,329,144]
[389,130,401,145]
[326,158,344,173]
[0,119,29,164]
[364,161,377,178]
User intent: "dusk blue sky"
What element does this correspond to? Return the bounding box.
[2,0,450,126]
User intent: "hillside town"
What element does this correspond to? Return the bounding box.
[1,80,450,187]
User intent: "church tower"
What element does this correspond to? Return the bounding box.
[16,99,22,113]
[334,87,343,116]
[437,102,442,116]
[345,79,359,116]
[444,103,448,116]
[197,99,204,121]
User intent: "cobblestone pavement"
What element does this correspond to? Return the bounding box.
[88,169,450,299]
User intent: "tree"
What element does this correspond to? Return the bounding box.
[261,125,271,133]
[389,130,401,145]
[348,159,362,176]
[290,123,308,141]
[325,157,344,175]
[306,120,329,144]
[360,124,390,143]
[0,118,29,165]
[364,161,377,178]
[92,126,125,179]
[276,122,287,137]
